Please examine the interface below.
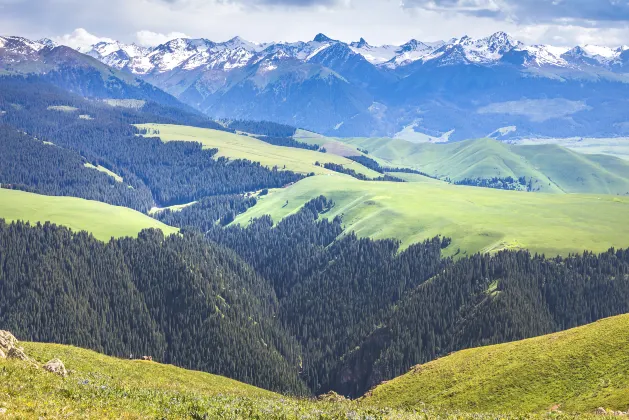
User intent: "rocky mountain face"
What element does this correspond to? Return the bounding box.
[7,32,629,139]
[0,35,195,109]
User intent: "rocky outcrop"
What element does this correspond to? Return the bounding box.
[593,407,629,416]
[7,346,29,361]
[0,330,18,353]
[0,330,38,368]
[316,391,348,403]
[43,358,67,377]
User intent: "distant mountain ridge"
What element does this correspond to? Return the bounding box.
[73,32,629,74]
[5,32,629,139]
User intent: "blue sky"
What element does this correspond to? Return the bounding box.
[1,0,628,48]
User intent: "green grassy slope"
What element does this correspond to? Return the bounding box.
[0,341,462,419]
[2,339,610,418]
[234,175,629,257]
[5,342,275,418]
[514,144,629,195]
[363,314,629,414]
[0,189,177,240]
[137,124,381,178]
[336,136,629,194]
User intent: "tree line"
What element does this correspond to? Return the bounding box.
[0,76,303,208]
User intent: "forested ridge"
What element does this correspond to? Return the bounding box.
[142,196,629,396]
[2,73,629,404]
[2,200,629,398]
[0,219,309,395]
[0,126,153,209]
[0,76,303,209]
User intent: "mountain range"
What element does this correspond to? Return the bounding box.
[4,32,629,139]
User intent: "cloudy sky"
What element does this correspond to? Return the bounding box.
[2,0,629,48]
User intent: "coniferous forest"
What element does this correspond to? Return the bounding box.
[1,73,629,403]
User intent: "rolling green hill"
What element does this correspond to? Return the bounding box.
[0,339,461,419]
[329,136,629,195]
[363,314,629,414]
[0,189,178,240]
[2,335,616,418]
[137,124,381,178]
[234,175,629,257]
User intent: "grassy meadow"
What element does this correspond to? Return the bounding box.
[136,124,382,178]
[329,136,629,195]
[364,314,629,414]
[234,175,629,257]
[0,189,178,241]
[0,337,612,419]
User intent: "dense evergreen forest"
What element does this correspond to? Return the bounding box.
[254,135,321,151]
[454,176,534,191]
[0,77,303,208]
[154,194,258,231]
[320,162,405,182]
[0,126,153,209]
[0,220,308,395]
[147,196,629,396]
[225,119,297,137]
[337,248,629,396]
[347,155,439,179]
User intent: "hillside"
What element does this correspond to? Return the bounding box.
[0,189,177,240]
[136,123,381,178]
[364,314,629,414]
[234,175,629,257]
[335,136,629,194]
[5,314,629,418]
[2,331,624,418]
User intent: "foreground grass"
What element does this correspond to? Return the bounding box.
[364,314,629,414]
[0,341,608,419]
[234,175,629,257]
[0,189,178,241]
[137,124,382,178]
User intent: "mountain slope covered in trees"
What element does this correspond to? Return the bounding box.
[0,76,303,209]
[0,220,308,395]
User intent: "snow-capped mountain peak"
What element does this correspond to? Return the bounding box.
[350,38,370,49]
[67,31,629,76]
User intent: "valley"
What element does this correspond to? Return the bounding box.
[2,23,629,418]
[3,314,629,417]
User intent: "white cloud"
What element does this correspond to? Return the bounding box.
[3,0,629,49]
[52,28,114,50]
[136,30,190,46]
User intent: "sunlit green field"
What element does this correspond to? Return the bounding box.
[364,314,629,414]
[234,175,629,257]
[326,136,629,195]
[0,338,606,418]
[0,189,178,241]
[137,124,381,178]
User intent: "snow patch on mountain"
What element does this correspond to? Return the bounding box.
[71,31,629,77]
